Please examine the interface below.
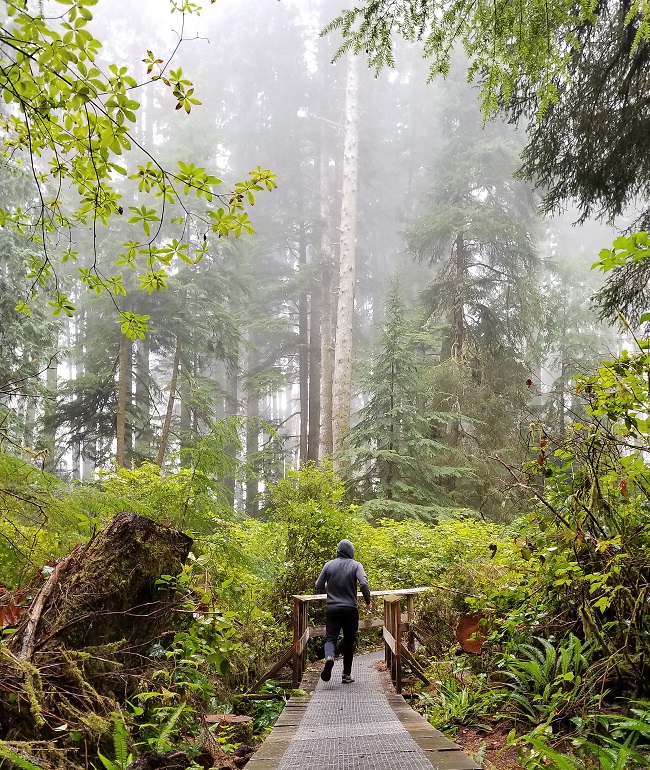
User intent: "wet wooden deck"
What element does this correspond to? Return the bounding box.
[245,652,480,770]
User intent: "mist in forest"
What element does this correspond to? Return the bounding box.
[1,0,629,521]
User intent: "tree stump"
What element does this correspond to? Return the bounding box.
[0,512,193,758]
[8,512,193,658]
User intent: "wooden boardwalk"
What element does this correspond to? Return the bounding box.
[246,652,480,770]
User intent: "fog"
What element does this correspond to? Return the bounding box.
[2,0,633,515]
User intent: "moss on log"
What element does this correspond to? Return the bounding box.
[0,513,193,765]
[9,512,192,658]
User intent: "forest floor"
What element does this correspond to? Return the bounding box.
[454,726,523,770]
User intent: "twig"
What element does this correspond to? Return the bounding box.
[18,549,76,660]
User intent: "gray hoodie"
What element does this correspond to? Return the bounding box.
[315,539,371,609]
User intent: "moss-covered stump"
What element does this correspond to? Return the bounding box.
[9,512,192,657]
[0,513,193,765]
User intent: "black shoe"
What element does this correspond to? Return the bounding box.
[342,673,355,683]
[321,656,335,682]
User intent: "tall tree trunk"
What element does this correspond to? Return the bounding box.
[179,366,192,468]
[116,333,131,469]
[332,52,359,460]
[42,353,57,473]
[156,339,181,467]
[452,231,466,360]
[23,390,36,450]
[319,133,335,458]
[246,346,260,517]
[447,231,467,451]
[308,274,322,463]
[298,223,309,466]
[223,360,239,506]
[135,335,151,462]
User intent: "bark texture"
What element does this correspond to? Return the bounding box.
[332,52,359,460]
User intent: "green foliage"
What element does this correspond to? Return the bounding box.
[0,452,95,586]
[418,674,497,733]
[96,719,132,770]
[520,709,650,770]
[0,744,45,770]
[325,0,604,117]
[361,516,517,593]
[499,635,598,725]
[244,681,287,735]
[264,462,366,601]
[345,279,472,521]
[0,0,276,332]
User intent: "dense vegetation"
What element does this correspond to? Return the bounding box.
[2,1,650,769]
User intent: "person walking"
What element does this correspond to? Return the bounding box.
[315,539,371,684]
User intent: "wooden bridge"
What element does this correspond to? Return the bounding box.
[250,587,433,694]
[245,588,481,770]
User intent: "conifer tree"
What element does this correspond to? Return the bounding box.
[346,280,468,521]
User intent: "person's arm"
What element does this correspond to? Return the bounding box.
[315,564,329,592]
[357,563,371,606]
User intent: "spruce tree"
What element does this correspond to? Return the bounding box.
[346,279,468,521]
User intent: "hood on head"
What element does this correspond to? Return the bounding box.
[337,539,354,558]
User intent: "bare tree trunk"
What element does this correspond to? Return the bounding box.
[308,277,322,463]
[23,393,36,450]
[246,345,260,516]
[332,52,359,461]
[179,364,192,467]
[42,353,58,473]
[446,232,467,452]
[116,333,131,468]
[156,339,181,467]
[298,223,309,466]
[223,360,239,505]
[319,133,335,458]
[135,335,151,462]
[452,231,466,360]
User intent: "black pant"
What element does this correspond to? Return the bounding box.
[324,606,358,676]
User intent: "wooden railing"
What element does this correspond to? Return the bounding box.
[248,587,431,694]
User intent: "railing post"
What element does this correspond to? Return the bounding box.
[300,599,308,673]
[383,597,391,671]
[407,594,415,653]
[393,599,402,694]
[292,597,303,687]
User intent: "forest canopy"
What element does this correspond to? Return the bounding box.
[328,0,650,228]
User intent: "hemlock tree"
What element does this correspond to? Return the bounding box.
[326,1,650,325]
[346,280,470,521]
[406,74,543,516]
[408,76,542,377]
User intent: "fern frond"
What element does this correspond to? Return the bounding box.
[0,744,46,770]
[112,719,129,770]
[154,701,187,753]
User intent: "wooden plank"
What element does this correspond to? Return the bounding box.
[247,645,294,693]
[294,626,310,655]
[399,641,430,685]
[292,587,432,601]
[383,626,397,653]
[309,617,384,637]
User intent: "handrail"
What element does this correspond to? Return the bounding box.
[247,587,432,693]
[291,587,431,602]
